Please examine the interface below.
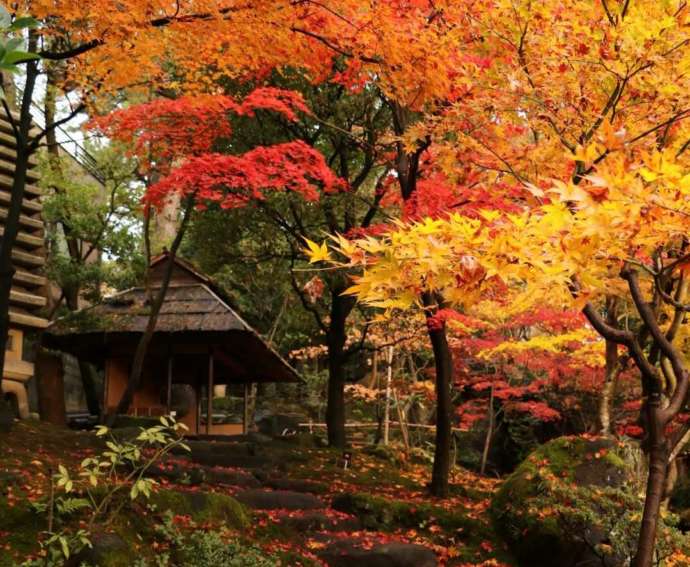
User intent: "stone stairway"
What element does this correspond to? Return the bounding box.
[162,437,441,566]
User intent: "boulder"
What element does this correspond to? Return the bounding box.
[69,533,133,567]
[234,488,325,510]
[490,436,647,567]
[317,540,437,567]
[149,488,249,528]
[257,413,305,437]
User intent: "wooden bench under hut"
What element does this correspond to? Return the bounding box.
[41,252,301,434]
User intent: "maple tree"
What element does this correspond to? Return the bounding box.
[299,2,690,557]
[90,87,340,420]
[10,0,690,561]
[316,143,690,564]
[19,0,490,497]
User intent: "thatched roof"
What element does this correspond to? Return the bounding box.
[43,255,301,383]
[48,284,253,335]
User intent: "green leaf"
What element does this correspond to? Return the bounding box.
[3,50,40,65]
[59,536,70,559]
[10,17,38,31]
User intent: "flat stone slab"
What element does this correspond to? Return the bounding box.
[318,541,437,567]
[234,488,325,510]
[275,510,361,532]
[187,452,274,470]
[205,468,260,488]
[145,460,260,488]
[261,477,328,494]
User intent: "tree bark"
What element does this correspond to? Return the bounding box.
[480,382,495,476]
[424,293,453,498]
[633,393,667,567]
[325,290,355,448]
[599,298,619,435]
[598,338,617,434]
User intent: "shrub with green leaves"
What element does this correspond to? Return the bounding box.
[25,416,190,565]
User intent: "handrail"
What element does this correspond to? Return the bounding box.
[12,89,106,185]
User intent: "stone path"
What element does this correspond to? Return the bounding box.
[168,437,441,567]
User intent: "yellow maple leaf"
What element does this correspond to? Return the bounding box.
[303,238,331,264]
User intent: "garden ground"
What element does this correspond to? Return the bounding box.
[0,420,515,566]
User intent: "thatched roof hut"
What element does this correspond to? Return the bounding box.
[42,253,300,434]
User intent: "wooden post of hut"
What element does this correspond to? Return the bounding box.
[207,351,214,435]
[166,352,173,415]
[243,382,250,434]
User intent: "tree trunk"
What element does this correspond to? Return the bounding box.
[599,338,618,435]
[106,203,191,425]
[424,294,453,498]
[599,298,619,435]
[633,393,667,567]
[480,382,495,475]
[325,290,355,448]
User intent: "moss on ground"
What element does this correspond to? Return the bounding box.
[0,495,43,566]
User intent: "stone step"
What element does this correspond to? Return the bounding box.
[183,451,275,470]
[234,488,325,511]
[260,477,328,495]
[146,460,260,489]
[269,509,361,532]
[315,539,438,567]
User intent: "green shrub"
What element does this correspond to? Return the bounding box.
[176,531,280,567]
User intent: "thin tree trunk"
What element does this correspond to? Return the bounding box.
[599,298,619,435]
[633,393,667,567]
[106,201,192,425]
[480,382,495,475]
[599,338,618,435]
[325,290,355,448]
[424,293,453,498]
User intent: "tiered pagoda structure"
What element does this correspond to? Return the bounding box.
[0,108,48,418]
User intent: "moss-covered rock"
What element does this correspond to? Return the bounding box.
[149,488,249,528]
[69,532,136,567]
[490,436,657,566]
